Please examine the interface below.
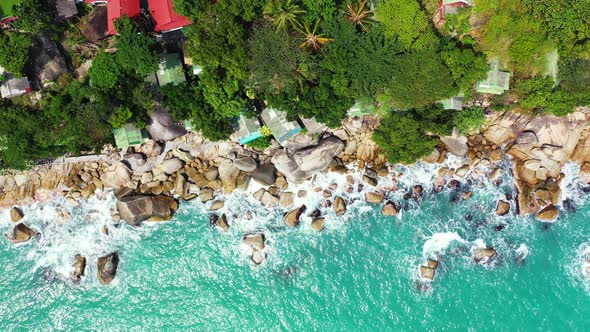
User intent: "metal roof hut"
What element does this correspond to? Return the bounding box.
[476,61,512,95]
[113,123,149,149]
[56,0,78,19]
[147,0,191,33]
[85,0,140,35]
[260,108,301,145]
[347,101,375,117]
[440,96,464,110]
[236,114,263,145]
[155,53,186,87]
[0,66,31,99]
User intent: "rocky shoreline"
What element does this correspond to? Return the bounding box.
[2,109,590,283]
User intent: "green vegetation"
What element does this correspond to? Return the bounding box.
[1,0,588,169]
[0,0,20,19]
[0,32,32,77]
[246,136,273,150]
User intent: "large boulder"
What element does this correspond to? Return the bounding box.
[250,164,277,186]
[233,156,257,172]
[473,247,497,264]
[365,191,384,204]
[101,162,133,189]
[536,204,558,222]
[81,6,108,42]
[382,201,399,216]
[217,214,229,232]
[271,136,345,183]
[495,200,510,216]
[242,233,265,251]
[284,205,307,227]
[10,207,24,223]
[440,132,469,157]
[311,218,325,231]
[11,223,37,243]
[71,255,86,282]
[97,252,119,285]
[218,160,241,192]
[146,108,187,141]
[334,197,347,216]
[30,35,69,84]
[116,195,178,225]
[158,158,184,175]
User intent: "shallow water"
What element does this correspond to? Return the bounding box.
[2,161,590,330]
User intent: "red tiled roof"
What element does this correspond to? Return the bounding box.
[85,0,140,35]
[147,0,191,32]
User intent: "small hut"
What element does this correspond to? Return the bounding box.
[154,53,186,87]
[476,61,512,95]
[440,96,464,110]
[0,66,30,99]
[235,114,263,145]
[113,123,149,149]
[260,108,301,145]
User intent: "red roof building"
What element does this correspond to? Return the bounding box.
[85,0,140,35]
[147,0,191,33]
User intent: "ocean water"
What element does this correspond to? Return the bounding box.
[2,160,590,331]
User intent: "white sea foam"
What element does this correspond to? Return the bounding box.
[515,244,529,262]
[422,232,467,259]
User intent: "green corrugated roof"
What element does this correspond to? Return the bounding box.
[442,0,472,5]
[260,108,301,144]
[440,96,463,110]
[113,124,148,149]
[156,53,186,87]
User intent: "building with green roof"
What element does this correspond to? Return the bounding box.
[113,124,149,149]
[440,96,464,110]
[235,114,263,145]
[155,53,186,87]
[476,61,512,95]
[260,108,301,145]
[347,101,376,117]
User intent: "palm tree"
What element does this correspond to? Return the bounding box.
[344,0,375,32]
[298,21,334,53]
[263,0,306,31]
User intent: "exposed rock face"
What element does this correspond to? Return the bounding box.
[311,218,325,231]
[334,197,346,216]
[365,191,384,204]
[81,6,108,42]
[495,200,510,216]
[11,223,37,243]
[97,252,119,285]
[101,162,132,189]
[30,35,69,84]
[279,192,294,207]
[483,109,590,217]
[250,164,277,186]
[536,204,558,222]
[146,108,187,142]
[10,207,24,222]
[440,131,469,157]
[243,233,265,251]
[272,136,345,183]
[159,158,184,175]
[199,188,214,203]
[116,195,178,225]
[71,255,86,282]
[233,156,257,172]
[284,205,307,227]
[382,201,399,216]
[210,200,224,211]
[420,260,439,280]
[217,214,229,232]
[473,247,497,264]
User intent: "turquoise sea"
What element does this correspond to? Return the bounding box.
[2,160,590,331]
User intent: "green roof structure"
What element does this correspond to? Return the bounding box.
[476,61,511,95]
[113,123,149,149]
[260,108,301,145]
[440,96,464,110]
[235,114,263,145]
[347,102,375,117]
[155,53,186,87]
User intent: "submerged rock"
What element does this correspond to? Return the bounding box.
[413,185,424,199]
[10,207,24,223]
[362,175,378,187]
[251,249,266,265]
[210,200,225,211]
[334,197,347,216]
[420,266,436,281]
[11,223,37,243]
[71,255,86,282]
[97,252,119,285]
[284,205,307,227]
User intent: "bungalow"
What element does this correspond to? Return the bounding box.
[235,114,263,145]
[147,0,191,33]
[146,53,186,87]
[476,61,512,95]
[85,0,140,35]
[347,101,375,117]
[0,66,31,99]
[56,0,78,19]
[260,108,302,145]
[113,123,149,149]
[440,96,463,110]
[434,0,472,26]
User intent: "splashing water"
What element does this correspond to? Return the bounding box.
[2,159,590,330]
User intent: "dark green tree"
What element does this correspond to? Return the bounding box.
[12,0,55,34]
[377,0,439,50]
[0,32,32,77]
[114,16,159,75]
